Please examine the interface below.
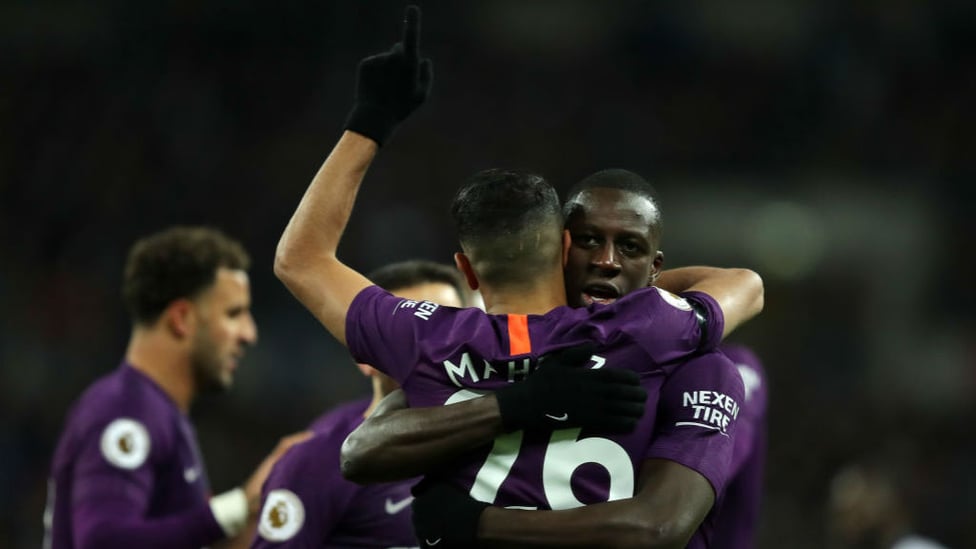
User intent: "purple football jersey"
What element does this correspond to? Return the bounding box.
[346,285,740,513]
[45,364,225,549]
[252,398,419,548]
[709,343,769,548]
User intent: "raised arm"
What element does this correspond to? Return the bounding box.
[656,266,764,338]
[274,6,432,345]
[273,133,378,345]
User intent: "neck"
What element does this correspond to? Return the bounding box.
[480,270,567,315]
[125,327,194,413]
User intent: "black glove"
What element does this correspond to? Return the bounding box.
[345,5,433,145]
[495,343,647,433]
[412,481,489,548]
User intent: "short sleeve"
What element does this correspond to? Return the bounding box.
[613,287,722,364]
[680,290,725,352]
[253,434,356,547]
[644,351,745,497]
[72,416,159,513]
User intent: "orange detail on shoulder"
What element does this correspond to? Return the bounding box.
[507,314,531,355]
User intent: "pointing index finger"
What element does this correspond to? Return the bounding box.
[402,5,421,60]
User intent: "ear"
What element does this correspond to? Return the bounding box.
[562,229,572,267]
[648,250,665,285]
[356,363,377,378]
[164,299,196,339]
[454,252,479,291]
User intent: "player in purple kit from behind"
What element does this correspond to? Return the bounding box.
[251,260,467,548]
[45,226,309,549]
[273,7,763,548]
[343,172,770,547]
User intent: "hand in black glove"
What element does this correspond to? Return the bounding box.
[412,481,488,548]
[495,343,647,433]
[345,5,433,145]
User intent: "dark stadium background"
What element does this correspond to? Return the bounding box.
[2,1,973,547]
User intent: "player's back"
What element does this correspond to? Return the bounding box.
[46,364,212,548]
[346,284,737,511]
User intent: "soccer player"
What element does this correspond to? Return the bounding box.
[250,260,468,548]
[45,226,309,549]
[560,170,770,548]
[274,6,762,548]
[343,171,770,547]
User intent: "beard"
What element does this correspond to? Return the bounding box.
[190,323,232,394]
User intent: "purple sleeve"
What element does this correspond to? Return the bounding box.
[252,433,357,547]
[644,351,745,497]
[679,290,725,351]
[344,285,436,384]
[619,288,724,364]
[70,422,224,548]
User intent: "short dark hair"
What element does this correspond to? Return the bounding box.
[450,169,564,288]
[122,226,250,325]
[367,260,466,306]
[564,168,663,239]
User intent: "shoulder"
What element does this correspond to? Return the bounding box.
[65,367,179,461]
[264,402,367,490]
[618,286,695,312]
[264,431,338,489]
[671,350,743,384]
[258,406,364,542]
[278,400,368,472]
[662,350,745,407]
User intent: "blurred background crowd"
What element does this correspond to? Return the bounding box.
[2,1,973,547]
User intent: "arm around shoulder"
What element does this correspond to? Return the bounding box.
[657,266,764,338]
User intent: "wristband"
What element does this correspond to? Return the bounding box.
[209,487,249,537]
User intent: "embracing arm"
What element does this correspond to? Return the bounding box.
[480,459,713,549]
[656,266,764,338]
[411,459,714,549]
[342,346,647,484]
[341,389,504,483]
[411,351,743,547]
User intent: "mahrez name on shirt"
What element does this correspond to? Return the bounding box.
[443,352,537,388]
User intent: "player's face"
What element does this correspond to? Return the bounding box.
[563,188,662,308]
[190,268,258,392]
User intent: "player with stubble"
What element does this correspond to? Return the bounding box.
[274,6,763,548]
[45,226,309,549]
